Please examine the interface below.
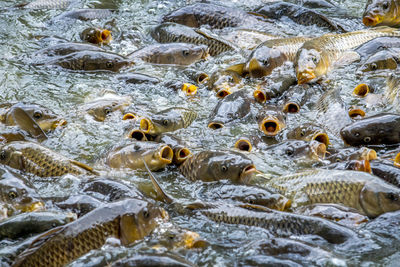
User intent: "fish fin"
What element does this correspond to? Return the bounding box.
[334,51,360,67]
[70,160,99,175]
[142,158,174,204]
[239,203,274,212]
[184,201,213,210]
[10,107,47,141]
[225,63,246,76]
[247,12,275,23]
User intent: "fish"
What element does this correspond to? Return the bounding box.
[17,0,75,9]
[33,42,105,57]
[340,113,400,146]
[116,73,160,84]
[281,83,325,113]
[162,3,272,30]
[286,123,330,146]
[111,253,196,267]
[187,202,356,244]
[357,49,400,73]
[13,199,168,267]
[370,160,400,187]
[257,105,286,136]
[140,107,197,135]
[80,27,112,45]
[151,23,236,56]
[0,141,97,177]
[246,37,310,78]
[219,28,278,50]
[208,90,253,129]
[128,43,208,66]
[207,69,243,98]
[355,36,400,60]
[0,126,28,143]
[106,141,173,171]
[263,140,326,161]
[83,92,131,122]
[47,50,131,72]
[255,2,346,32]
[260,169,400,217]
[385,72,400,110]
[326,147,377,163]
[0,211,76,239]
[0,168,44,217]
[295,27,400,84]
[196,181,291,211]
[0,102,66,133]
[179,150,257,183]
[363,0,400,27]
[323,159,372,173]
[153,134,191,165]
[54,9,115,21]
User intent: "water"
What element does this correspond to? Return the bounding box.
[1,0,400,266]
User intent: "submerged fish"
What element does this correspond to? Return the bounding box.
[112,253,196,267]
[106,141,173,171]
[48,50,131,71]
[246,37,310,78]
[80,27,112,45]
[151,23,235,56]
[162,3,271,29]
[219,28,277,50]
[54,9,114,21]
[83,92,131,122]
[257,105,286,137]
[363,0,400,27]
[295,27,400,84]
[13,199,167,267]
[286,123,330,146]
[261,169,400,217]
[17,0,75,9]
[340,113,400,146]
[33,42,105,58]
[355,36,400,60]
[263,140,326,161]
[357,48,400,73]
[207,69,243,98]
[128,43,208,66]
[153,134,191,165]
[179,150,257,183]
[140,107,197,135]
[0,141,96,177]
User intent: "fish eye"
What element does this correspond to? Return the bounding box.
[143,209,150,219]
[106,61,114,68]
[0,150,6,161]
[33,111,43,119]
[285,148,294,156]
[363,136,371,143]
[8,191,17,199]
[167,232,176,240]
[387,193,398,201]
[182,49,190,57]
[382,2,389,10]
[370,63,378,71]
[249,199,255,204]
[104,107,112,115]
[300,130,306,137]
[162,119,168,126]
[354,132,360,137]
[221,165,228,172]
[312,56,318,64]
[335,158,341,162]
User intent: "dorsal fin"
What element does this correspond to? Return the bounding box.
[70,160,99,175]
[142,158,174,204]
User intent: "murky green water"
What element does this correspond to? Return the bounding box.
[1,0,400,266]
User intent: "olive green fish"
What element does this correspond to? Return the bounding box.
[286,123,330,146]
[295,26,400,84]
[140,107,197,135]
[13,199,167,267]
[0,141,97,177]
[358,49,400,73]
[128,43,208,66]
[179,151,257,183]
[363,0,400,27]
[83,92,131,122]
[151,23,236,56]
[260,169,400,217]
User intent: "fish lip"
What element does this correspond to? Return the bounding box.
[353,83,370,97]
[359,159,372,173]
[128,129,147,141]
[248,58,266,78]
[197,73,209,84]
[362,15,381,27]
[216,87,231,98]
[259,116,282,136]
[122,113,137,120]
[158,145,173,164]
[52,119,67,129]
[101,29,112,44]
[234,138,252,152]
[310,141,326,159]
[140,118,153,134]
[348,108,366,119]
[208,121,224,130]
[182,83,198,96]
[182,231,208,249]
[282,102,300,113]
[253,88,269,103]
[18,201,44,212]
[312,133,330,147]
[240,164,257,183]
[297,70,316,85]
[361,148,377,161]
[175,147,191,164]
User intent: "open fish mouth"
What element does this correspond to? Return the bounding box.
[158,145,173,164]
[197,73,209,84]
[122,113,137,120]
[128,129,148,141]
[253,87,270,103]
[348,108,366,119]
[361,148,377,161]
[310,141,326,159]
[351,159,372,173]
[259,116,282,136]
[234,138,252,152]
[208,121,224,130]
[297,70,316,84]
[312,133,330,147]
[174,147,191,164]
[17,201,45,213]
[182,231,209,249]
[182,83,198,96]
[248,58,267,78]
[140,118,154,134]
[362,15,382,27]
[353,83,370,97]
[240,164,258,183]
[283,102,300,113]
[100,29,112,44]
[216,85,231,98]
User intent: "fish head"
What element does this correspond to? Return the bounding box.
[141,109,196,135]
[247,46,286,78]
[295,49,326,84]
[162,8,199,27]
[80,52,132,71]
[0,143,25,171]
[340,121,378,146]
[287,123,330,146]
[204,151,257,183]
[120,201,168,245]
[85,97,131,122]
[150,225,208,250]
[208,70,242,97]
[358,51,398,73]
[360,181,400,217]
[7,103,66,132]
[257,106,286,136]
[80,27,112,45]
[157,44,209,65]
[271,140,326,160]
[363,0,398,26]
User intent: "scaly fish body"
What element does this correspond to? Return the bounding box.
[261,169,400,217]
[385,73,400,110]
[34,42,105,57]
[295,27,400,84]
[140,107,197,135]
[0,141,96,177]
[151,23,235,56]
[13,199,167,267]
[363,0,400,27]
[129,43,208,66]
[246,37,310,78]
[179,151,256,183]
[54,9,114,21]
[19,0,75,9]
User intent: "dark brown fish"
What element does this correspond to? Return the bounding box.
[370,160,400,188]
[179,150,257,183]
